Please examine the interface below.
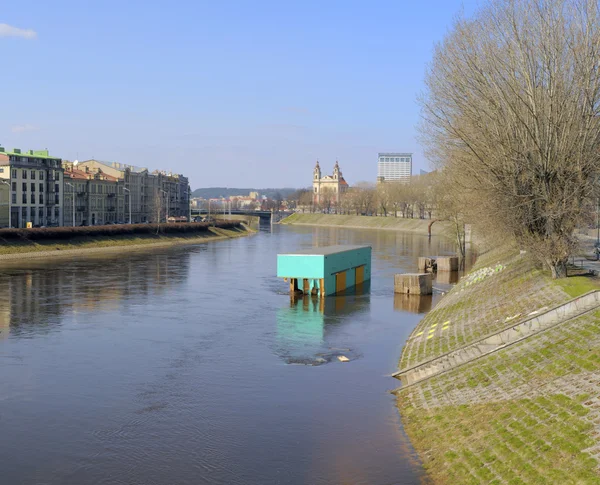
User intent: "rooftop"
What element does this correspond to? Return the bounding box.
[280,245,371,256]
[378,152,412,157]
[0,147,60,160]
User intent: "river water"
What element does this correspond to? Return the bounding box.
[0,224,459,485]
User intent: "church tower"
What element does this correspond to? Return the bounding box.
[313,160,321,204]
[333,160,341,180]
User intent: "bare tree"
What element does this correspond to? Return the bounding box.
[421,0,600,278]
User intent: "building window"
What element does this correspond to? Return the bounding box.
[22,169,27,179]
[39,183,43,192]
[22,193,27,204]
[12,169,16,179]
[31,170,36,179]
[55,194,59,205]
[0,168,3,173]
[39,171,44,180]
[11,182,16,191]
[22,182,26,192]
[39,208,43,220]
[54,207,59,219]
[39,194,43,204]
[12,194,16,204]
[55,183,59,193]
[31,183,35,192]
[22,207,27,220]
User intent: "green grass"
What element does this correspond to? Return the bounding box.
[279,212,451,234]
[399,395,600,485]
[554,275,600,298]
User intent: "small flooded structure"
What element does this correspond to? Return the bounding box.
[277,245,372,297]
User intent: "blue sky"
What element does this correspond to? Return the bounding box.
[1,0,479,189]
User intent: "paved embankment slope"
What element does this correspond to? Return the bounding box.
[280,213,450,234]
[397,247,600,484]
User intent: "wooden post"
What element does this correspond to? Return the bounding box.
[394,273,432,295]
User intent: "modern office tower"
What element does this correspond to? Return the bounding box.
[377,153,412,182]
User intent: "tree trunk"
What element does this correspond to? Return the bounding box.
[549,260,568,279]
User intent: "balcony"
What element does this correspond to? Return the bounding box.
[108,193,116,198]
[107,207,116,212]
[76,206,86,212]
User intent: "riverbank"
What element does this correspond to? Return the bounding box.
[396,244,600,484]
[0,225,252,261]
[280,213,451,235]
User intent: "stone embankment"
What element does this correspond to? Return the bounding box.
[396,246,600,484]
[280,213,451,234]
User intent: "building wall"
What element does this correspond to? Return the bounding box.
[64,176,125,226]
[0,183,9,228]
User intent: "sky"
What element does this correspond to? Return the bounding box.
[1,0,480,190]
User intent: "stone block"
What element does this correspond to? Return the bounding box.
[437,256,459,272]
[394,273,433,295]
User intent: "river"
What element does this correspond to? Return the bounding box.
[0,224,460,485]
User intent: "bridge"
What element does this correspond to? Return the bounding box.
[191,209,290,223]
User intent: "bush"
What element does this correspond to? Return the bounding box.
[0,221,240,241]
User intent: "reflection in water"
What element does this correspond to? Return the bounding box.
[435,270,460,285]
[0,250,192,339]
[276,285,370,365]
[393,293,433,314]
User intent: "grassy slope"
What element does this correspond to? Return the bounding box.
[398,247,600,484]
[280,213,451,234]
[0,226,250,256]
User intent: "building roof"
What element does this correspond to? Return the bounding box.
[65,166,119,182]
[0,147,60,160]
[280,245,371,256]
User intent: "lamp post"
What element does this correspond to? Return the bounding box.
[0,179,11,228]
[123,187,132,224]
[65,182,75,227]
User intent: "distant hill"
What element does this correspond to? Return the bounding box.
[191,187,299,199]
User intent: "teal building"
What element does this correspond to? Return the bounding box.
[277,245,372,296]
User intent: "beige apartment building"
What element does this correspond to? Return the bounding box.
[0,147,64,228]
[78,160,148,223]
[63,162,125,226]
[78,160,190,223]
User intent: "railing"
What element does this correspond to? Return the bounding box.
[76,206,86,211]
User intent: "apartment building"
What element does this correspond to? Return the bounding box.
[63,162,125,226]
[152,170,190,220]
[0,147,63,228]
[78,160,190,223]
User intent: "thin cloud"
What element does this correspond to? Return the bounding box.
[0,23,37,40]
[11,124,39,133]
